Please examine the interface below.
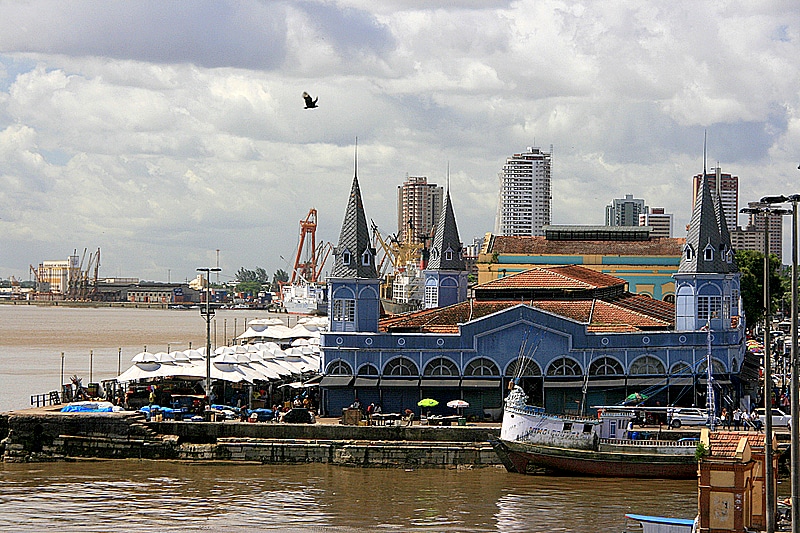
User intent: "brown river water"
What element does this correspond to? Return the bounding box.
[0,305,708,531]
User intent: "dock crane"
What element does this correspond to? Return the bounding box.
[289,209,332,284]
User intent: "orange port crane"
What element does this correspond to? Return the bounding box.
[289,209,331,284]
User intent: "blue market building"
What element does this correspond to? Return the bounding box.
[319,171,757,419]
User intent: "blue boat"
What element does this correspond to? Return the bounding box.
[623,513,696,533]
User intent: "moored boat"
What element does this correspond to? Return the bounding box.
[493,384,699,479]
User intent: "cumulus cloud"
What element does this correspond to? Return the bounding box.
[1,0,799,281]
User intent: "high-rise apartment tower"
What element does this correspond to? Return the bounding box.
[397,176,443,245]
[606,194,648,227]
[692,167,738,231]
[495,146,552,236]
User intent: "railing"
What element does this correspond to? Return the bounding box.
[30,391,62,408]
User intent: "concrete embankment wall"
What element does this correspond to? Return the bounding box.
[0,412,500,468]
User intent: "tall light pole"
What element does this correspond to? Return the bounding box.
[742,203,791,533]
[761,192,800,532]
[197,267,221,402]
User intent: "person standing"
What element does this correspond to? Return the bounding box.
[733,408,742,430]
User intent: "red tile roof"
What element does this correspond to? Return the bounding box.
[380,298,672,334]
[489,236,685,256]
[708,432,765,459]
[477,265,626,291]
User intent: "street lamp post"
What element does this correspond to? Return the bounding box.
[761,193,800,532]
[741,204,791,533]
[197,267,221,404]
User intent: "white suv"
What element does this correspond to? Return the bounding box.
[667,407,718,428]
[754,408,791,428]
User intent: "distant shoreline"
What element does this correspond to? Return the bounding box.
[0,300,171,309]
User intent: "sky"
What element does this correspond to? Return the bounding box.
[1,0,799,284]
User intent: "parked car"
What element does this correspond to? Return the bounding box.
[667,407,719,428]
[754,408,791,428]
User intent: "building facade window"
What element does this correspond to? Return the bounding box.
[464,357,500,376]
[547,357,581,376]
[326,360,353,375]
[358,364,379,375]
[424,285,438,308]
[384,357,419,376]
[589,357,624,376]
[629,356,665,375]
[697,296,721,320]
[505,357,542,377]
[333,299,355,322]
[423,358,459,376]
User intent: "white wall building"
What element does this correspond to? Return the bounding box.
[495,146,552,236]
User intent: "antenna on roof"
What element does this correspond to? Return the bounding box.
[703,130,707,176]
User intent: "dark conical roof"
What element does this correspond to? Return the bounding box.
[679,174,736,274]
[427,190,465,271]
[331,175,378,279]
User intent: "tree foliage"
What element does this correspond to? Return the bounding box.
[735,250,786,327]
[235,267,270,284]
[270,269,289,292]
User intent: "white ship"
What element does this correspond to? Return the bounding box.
[281,282,327,315]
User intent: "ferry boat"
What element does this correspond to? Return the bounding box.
[491,385,699,479]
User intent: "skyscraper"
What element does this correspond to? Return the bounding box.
[495,146,552,236]
[397,176,443,244]
[606,194,648,227]
[692,167,738,231]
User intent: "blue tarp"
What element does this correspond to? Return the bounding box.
[61,402,116,413]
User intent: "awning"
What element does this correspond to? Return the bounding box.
[543,380,585,388]
[380,378,420,388]
[319,375,354,387]
[699,378,732,385]
[626,377,665,386]
[585,378,626,388]
[460,378,501,388]
[353,377,379,388]
[668,377,694,386]
[420,379,461,388]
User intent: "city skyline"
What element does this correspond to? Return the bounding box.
[1,2,799,282]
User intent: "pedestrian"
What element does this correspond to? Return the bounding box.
[741,409,751,431]
[721,408,728,429]
[733,408,741,430]
[404,408,414,426]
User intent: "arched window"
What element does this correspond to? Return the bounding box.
[547,357,581,376]
[357,364,379,376]
[361,249,371,266]
[697,359,727,375]
[505,358,542,377]
[326,360,353,375]
[629,356,665,375]
[384,357,419,376]
[684,244,694,261]
[670,362,692,376]
[464,357,500,376]
[589,357,624,376]
[663,294,675,303]
[423,357,459,376]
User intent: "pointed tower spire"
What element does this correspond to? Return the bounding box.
[679,174,730,274]
[427,189,465,271]
[331,141,377,279]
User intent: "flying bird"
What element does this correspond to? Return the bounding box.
[303,92,318,109]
